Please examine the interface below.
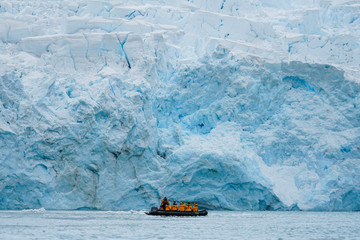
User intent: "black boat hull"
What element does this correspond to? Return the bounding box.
[146,209,208,216]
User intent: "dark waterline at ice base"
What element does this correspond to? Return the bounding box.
[0,210,359,240]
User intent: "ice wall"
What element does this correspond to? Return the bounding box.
[0,0,359,210]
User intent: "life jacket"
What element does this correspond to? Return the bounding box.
[171,203,178,211]
[165,204,171,211]
[193,204,198,212]
[178,203,186,212]
[186,204,193,212]
[159,200,165,210]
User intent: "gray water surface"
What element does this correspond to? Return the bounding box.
[0,210,359,239]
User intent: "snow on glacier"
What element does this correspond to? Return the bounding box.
[0,0,359,211]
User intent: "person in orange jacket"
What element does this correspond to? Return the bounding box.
[186,202,193,212]
[178,202,186,212]
[159,197,168,210]
[192,203,198,212]
[171,201,178,211]
[165,201,171,211]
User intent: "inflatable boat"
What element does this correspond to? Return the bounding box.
[146,207,208,216]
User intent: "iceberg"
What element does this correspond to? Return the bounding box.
[0,0,359,211]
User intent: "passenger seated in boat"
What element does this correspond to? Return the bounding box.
[186,202,193,212]
[171,201,178,211]
[178,202,186,212]
[159,197,168,210]
[192,203,198,212]
[165,202,171,211]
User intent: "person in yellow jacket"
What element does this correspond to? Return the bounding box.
[186,202,193,212]
[171,201,178,211]
[178,202,186,212]
[192,203,198,212]
[165,202,171,211]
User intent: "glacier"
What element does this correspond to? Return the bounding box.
[0,0,359,211]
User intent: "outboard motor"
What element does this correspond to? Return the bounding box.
[150,207,158,212]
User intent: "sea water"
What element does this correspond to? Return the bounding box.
[0,210,359,240]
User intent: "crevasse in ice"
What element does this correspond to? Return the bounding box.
[0,0,359,210]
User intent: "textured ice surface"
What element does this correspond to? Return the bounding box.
[0,210,360,240]
[0,0,359,210]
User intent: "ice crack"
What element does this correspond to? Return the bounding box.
[116,33,131,69]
